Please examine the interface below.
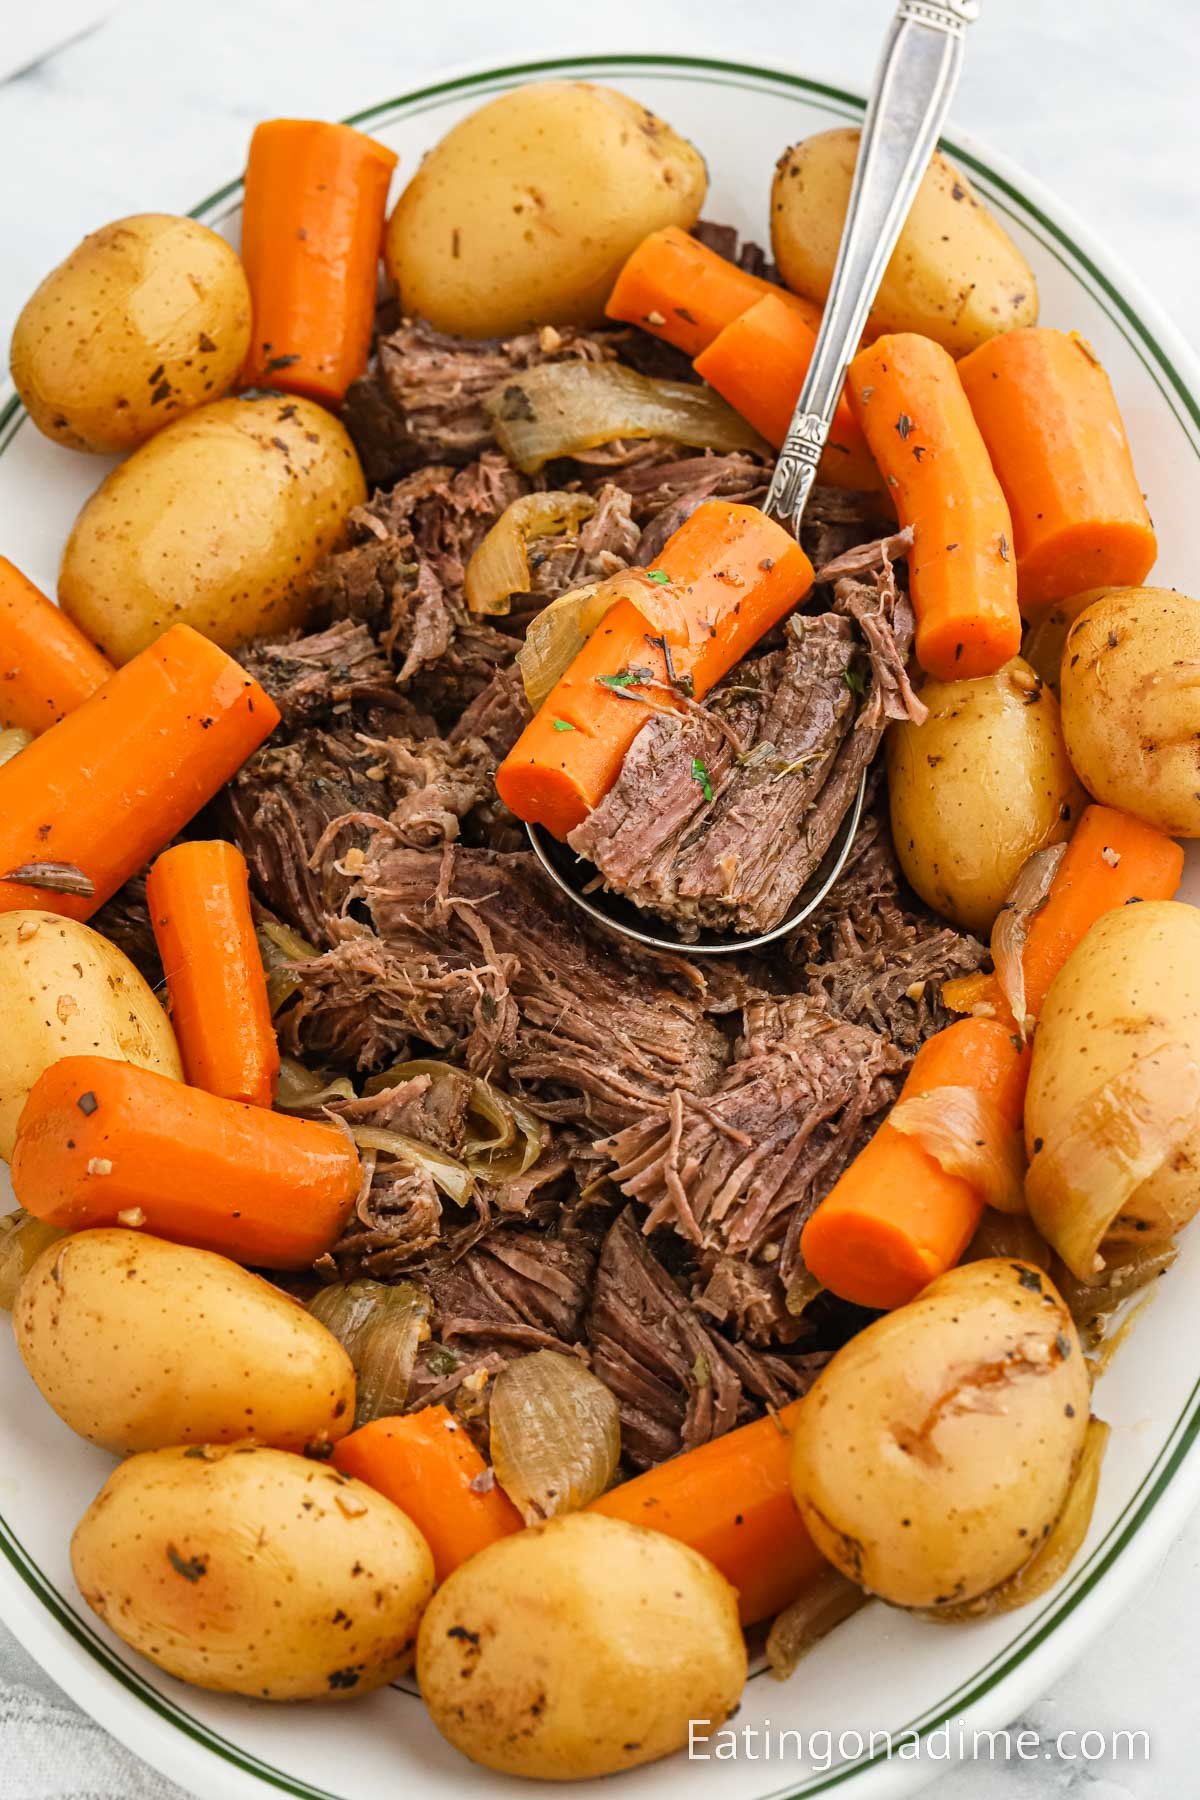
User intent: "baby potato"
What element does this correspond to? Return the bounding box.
[386,81,707,337]
[1022,585,1119,693]
[1059,587,1200,834]
[791,1259,1090,1611]
[886,657,1084,935]
[10,214,250,454]
[417,1512,745,1779]
[772,129,1037,357]
[72,1445,433,1699]
[58,394,365,662]
[13,1229,355,1454]
[1026,900,1200,1275]
[0,911,180,1161]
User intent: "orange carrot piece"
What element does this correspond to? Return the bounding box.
[240,119,398,406]
[801,1019,1031,1311]
[943,803,1184,1026]
[605,225,823,358]
[0,623,279,921]
[847,333,1021,680]
[0,556,113,734]
[12,1056,358,1270]
[589,1399,825,1625]
[694,294,884,496]
[333,1409,522,1582]
[496,499,813,838]
[958,328,1157,615]
[147,840,280,1108]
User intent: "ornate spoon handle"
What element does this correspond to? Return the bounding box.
[765,0,981,529]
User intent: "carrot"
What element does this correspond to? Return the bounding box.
[694,294,884,495]
[12,1056,358,1270]
[846,333,1021,680]
[801,1019,1031,1311]
[0,556,112,734]
[239,119,398,407]
[589,1399,825,1625]
[943,803,1184,1025]
[0,624,279,922]
[605,225,823,358]
[958,328,1157,614]
[147,840,280,1108]
[496,499,813,838]
[333,1409,522,1582]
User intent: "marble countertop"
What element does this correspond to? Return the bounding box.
[1,1,1199,1795]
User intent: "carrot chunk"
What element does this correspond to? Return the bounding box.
[0,556,112,734]
[605,224,822,358]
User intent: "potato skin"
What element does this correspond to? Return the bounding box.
[58,395,366,662]
[886,657,1084,935]
[417,1512,745,1778]
[10,214,250,454]
[772,129,1037,357]
[1059,587,1200,835]
[0,911,180,1161]
[13,1229,355,1454]
[791,1259,1089,1611]
[1026,901,1200,1256]
[385,82,707,337]
[71,1445,433,1699]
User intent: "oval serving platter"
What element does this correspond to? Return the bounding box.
[2,50,1200,1800]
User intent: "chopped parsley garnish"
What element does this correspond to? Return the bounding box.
[691,757,713,802]
[843,668,866,695]
[551,718,575,732]
[645,569,671,585]
[597,670,637,691]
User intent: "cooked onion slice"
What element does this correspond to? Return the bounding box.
[464,492,597,615]
[991,842,1067,1037]
[1026,1042,1200,1278]
[310,1278,432,1427]
[349,1126,476,1207]
[920,1418,1109,1623]
[257,921,320,1014]
[365,1058,546,1182]
[0,1208,63,1310]
[964,1209,1052,1269]
[517,567,693,711]
[486,361,767,474]
[766,1564,866,1679]
[489,1349,620,1524]
[1053,1239,1178,1340]
[0,728,32,771]
[890,1084,1027,1214]
[274,1055,356,1112]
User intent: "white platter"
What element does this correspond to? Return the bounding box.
[2,48,1200,1800]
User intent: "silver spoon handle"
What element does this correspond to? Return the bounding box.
[765,0,981,529]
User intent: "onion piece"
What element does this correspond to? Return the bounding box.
[274,1055,356,1112]
[309,1279,432,1427]
[785,1266,824,1319]
[0,1209,63,1310]
[1026,1041,1200,1278]
[489,1349,620,1524]
[889,1084,1027,1214]
[364,1059,546,1182]
[257,921,320,1014]
[1053,1240,1178,1341]
[0,728,32,771]
[349,1125,476,1207]
[486,361,768,474]
[517,567,694,711]
[991,842,1067,1037]
[766,1564,866,1680]
[920,1418,1110,1623]
[464,492,597,615]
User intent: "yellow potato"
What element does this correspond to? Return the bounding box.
[1026,901,1200,1275]
[386,81,707,337]
[72,1445,433,1699]
[791,1259,1090,1611]
[886,657,1084,935]
[14,1229,355,1453]
[58,395,365,661]
[0,911,180,1161]
[1022,585,1118,693]
[10,214,250,454]
[417,1512,745,1778]
[1059,587,1200,835]
[772,129,1038,357]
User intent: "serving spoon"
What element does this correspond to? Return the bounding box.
[528,0,981,956]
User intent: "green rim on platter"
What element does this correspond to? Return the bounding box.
[1,51,1198,1800]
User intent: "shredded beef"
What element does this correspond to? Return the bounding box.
[90,875,160,987]
[598,994,902,1288]
[691,220,775,281]
[599,450,771,562]
[587,1209,827,1467]
[524,482,639,598]
[237,620,400,731]
[801,485,897,577]
[447,662,530,763]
